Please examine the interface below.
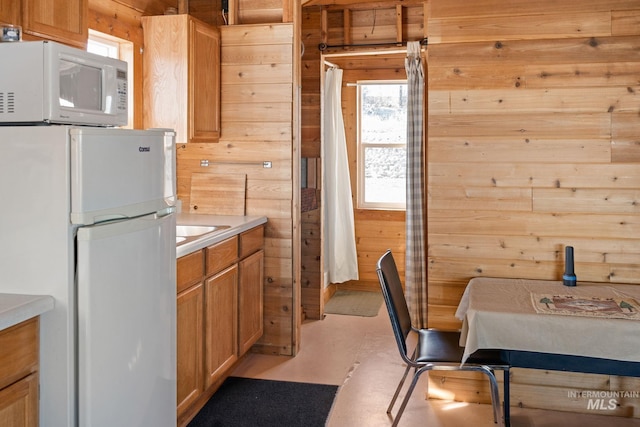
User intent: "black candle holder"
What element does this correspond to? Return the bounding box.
[563,246,577,287]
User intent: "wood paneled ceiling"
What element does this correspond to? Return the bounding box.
[302,0,424,9]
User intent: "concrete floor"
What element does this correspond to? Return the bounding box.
[231,304,640,427]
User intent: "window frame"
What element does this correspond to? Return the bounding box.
[356,79,408,211]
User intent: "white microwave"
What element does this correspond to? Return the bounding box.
[0,41,128,127]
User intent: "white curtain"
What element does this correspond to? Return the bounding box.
[323,68,359,284]
[404,41,428,328]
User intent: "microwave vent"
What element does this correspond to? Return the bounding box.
[0,92,15,115]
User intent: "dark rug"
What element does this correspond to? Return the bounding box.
[187,377,339,427]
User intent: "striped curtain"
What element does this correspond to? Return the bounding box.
[404,41,428,328]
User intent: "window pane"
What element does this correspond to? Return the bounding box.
[361,84,407,144]
[358,82,407,210]
[363,146,406,204]
[87,35,119,59]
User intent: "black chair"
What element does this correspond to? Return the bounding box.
[376,250,510,427]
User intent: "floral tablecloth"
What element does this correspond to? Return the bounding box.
[531,293,640,320]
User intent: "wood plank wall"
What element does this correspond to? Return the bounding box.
[236,0,284,24]
[176,23,299,356]
[300,8,323,318]
[427,0,640,328]
[426,0,640,416]
[300,7,331,312]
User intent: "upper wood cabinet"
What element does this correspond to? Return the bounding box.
[0,0,21,32]
[0,0,87,48]
[142,14,220,144]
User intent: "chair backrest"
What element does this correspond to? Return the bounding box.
[376,250,412,358]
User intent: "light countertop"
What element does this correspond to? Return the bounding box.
[176,213,267,258]
[0,293,55,331]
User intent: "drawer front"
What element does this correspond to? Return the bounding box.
[0,318,38,390]
[206,236,238,276]
[239,226,264,258]
[177,250,204,294]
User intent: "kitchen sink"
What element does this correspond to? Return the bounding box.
[176,225,228,237]
[175,225,231,246]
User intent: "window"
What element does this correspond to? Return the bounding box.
[357,81,407,210]
[87,30,134,128]
[87,31,120,58]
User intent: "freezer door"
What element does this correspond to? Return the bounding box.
[70,127,176,225]
[76,213,176,427]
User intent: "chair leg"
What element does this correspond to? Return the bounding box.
[390,367,429,427]
[387,348,418,414]
[478,366,503,427]
[503,368,510,427]
[387,363,412,414]
[487,368,498,424]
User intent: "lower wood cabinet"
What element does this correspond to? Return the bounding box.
[176,283,203,415]
[204,264,238,388]
[0,317,39,427]
[0,373,38,426]
[176,225,264,426]
[239,250,264,355]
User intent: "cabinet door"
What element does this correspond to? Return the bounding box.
[143,15,219,144]
[0,373,38,427]
[189,19,220,142]
[238,250,264,355]
[22,0,87,47]
[204,265,238,388]
[177,283,203,416]
[0,0,21,30]
[142,15,189,143]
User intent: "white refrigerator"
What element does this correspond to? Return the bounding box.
[0,126,177,427]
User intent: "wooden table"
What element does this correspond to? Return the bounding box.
[455,277,640,425]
